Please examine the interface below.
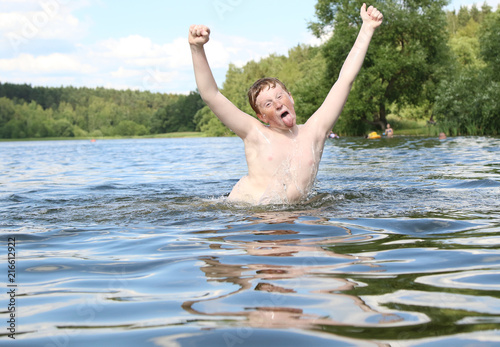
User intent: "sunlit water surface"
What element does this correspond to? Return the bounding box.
[1,136,499,346]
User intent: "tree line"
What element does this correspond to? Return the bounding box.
[0,83,205,139]
[199,0,500,136]
[1,1,499,139]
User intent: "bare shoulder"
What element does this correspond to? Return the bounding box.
[242,120,272,145]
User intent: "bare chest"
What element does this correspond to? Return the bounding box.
[246,130,323,178]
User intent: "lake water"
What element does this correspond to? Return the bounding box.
[1,136,500,346]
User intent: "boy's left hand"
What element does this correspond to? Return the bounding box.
[360,3,383,29]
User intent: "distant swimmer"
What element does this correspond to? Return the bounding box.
[328,131,339,139]
[189,4,383,204]
[385,123,393,137]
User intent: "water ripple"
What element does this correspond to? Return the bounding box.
[2,137,500,346]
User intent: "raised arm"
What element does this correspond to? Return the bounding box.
[306,4,383,137]
[189,25,261,139]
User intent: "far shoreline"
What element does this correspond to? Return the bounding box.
[1,128,498,143]
[0,132,212,142]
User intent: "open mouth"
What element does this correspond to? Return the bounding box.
[280,111,289,118]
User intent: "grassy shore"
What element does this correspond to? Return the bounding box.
[143,132,206,138]
[385,116,440,136]
[4,119,490,142]
[0,132,207,142]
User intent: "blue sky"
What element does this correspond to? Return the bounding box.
[1,0,498,94]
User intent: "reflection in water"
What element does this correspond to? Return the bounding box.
[415,270,500,291]
[182,213,421,333]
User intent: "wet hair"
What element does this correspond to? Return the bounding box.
[248,77,290,115]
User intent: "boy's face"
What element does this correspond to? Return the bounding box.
[255,85,296,130]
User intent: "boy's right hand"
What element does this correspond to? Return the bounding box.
[189,25,210,46]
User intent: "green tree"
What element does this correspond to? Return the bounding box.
[2,119,25,138]
[434,68,499,135]
[193,106,232,137]
[115,120,148,136]
[470,4,481,22]
[309,0,451,134]
[87,96,120,135]
[19,101,53,138]
[433,6,500,135]
[481,2,493,17]
[447,6,488,69]
[479,8,500,81]
[0,82,194,138]
[52,119,74,137]
[0,97,16,129]
[457,5,472,26]
[151,91,204,133]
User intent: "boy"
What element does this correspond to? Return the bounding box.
[189,4,383,205]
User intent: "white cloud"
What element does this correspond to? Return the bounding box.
[2,0,46,12]
[203,39,231,68]
[99,35,156,59]
[1,8,85,41]
[206,33,290,69]
[89,32,283,74]
[110,66,141,79]
[0,8,303,94]
[301,31,333,47]
[163,37,193,69]
[0,0,90,57]
[0,53,94,74]
[92,35,191,70]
